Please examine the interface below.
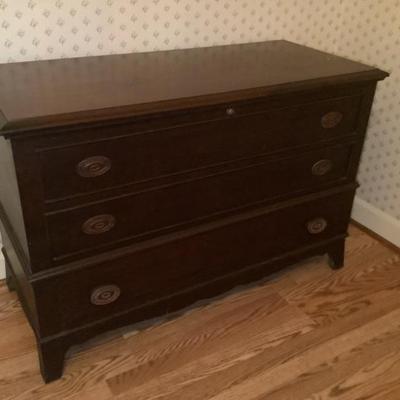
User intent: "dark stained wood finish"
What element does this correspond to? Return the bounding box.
[35,186,356,336]
[8,86,373,272]
[46,144,354,260]
[0,40,388,383]
[38,93,361,201]
[36,237,348,384]
[0,41,387,133]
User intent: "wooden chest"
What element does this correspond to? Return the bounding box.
[0,40,388,382]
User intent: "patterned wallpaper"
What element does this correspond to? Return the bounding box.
[0,0,398,221]
[336,0,400,221]
[0,0,341,62]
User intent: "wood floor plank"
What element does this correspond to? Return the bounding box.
[300,349,400,400]
[281,241,400,326]
[0,226,400,400]
[0,290,20,323]
[367,383,400,400]
[9,289,310,399]
[111,299,400,400]
[107,301,313,396]
[0,352,43,400]
[63,384,114,400]
[252,314,400,399]
[191,308,400,400]
[0,321,36,362]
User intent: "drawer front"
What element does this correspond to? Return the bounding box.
[46,144,353,259]
[40,95,361,200]
[36,187,355,335]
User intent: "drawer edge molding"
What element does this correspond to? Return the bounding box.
[30,183,358,281]
[43,134,361,207]
[45,140,358,213]
[37,92,364,203]
[34,93,364,152]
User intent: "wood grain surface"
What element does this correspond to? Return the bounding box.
[0,40,387,133]
[1,225,400,399]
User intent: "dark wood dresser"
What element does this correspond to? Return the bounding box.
[0,41,388,382]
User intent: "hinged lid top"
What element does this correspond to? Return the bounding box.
[0,40,388,135]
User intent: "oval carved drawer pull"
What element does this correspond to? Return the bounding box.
[82,214,116,235]
[312,159,333,176]
[321,111,343,129]
[91,285,121,306]
[76,156,112,178]
[226,107,236,116]
[307,218,328,234]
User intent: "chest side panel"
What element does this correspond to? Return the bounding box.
[0,137,29,264]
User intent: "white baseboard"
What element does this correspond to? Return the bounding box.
[0,253,4,280]
[352,196,400,248]
[0,233,4,280]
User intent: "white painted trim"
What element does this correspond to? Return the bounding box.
[0,236,4,279]
[352,196,400,248]
[0,256,4,280]
[0,232,4,279]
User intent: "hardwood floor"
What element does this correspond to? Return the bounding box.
[1,225,400,400]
